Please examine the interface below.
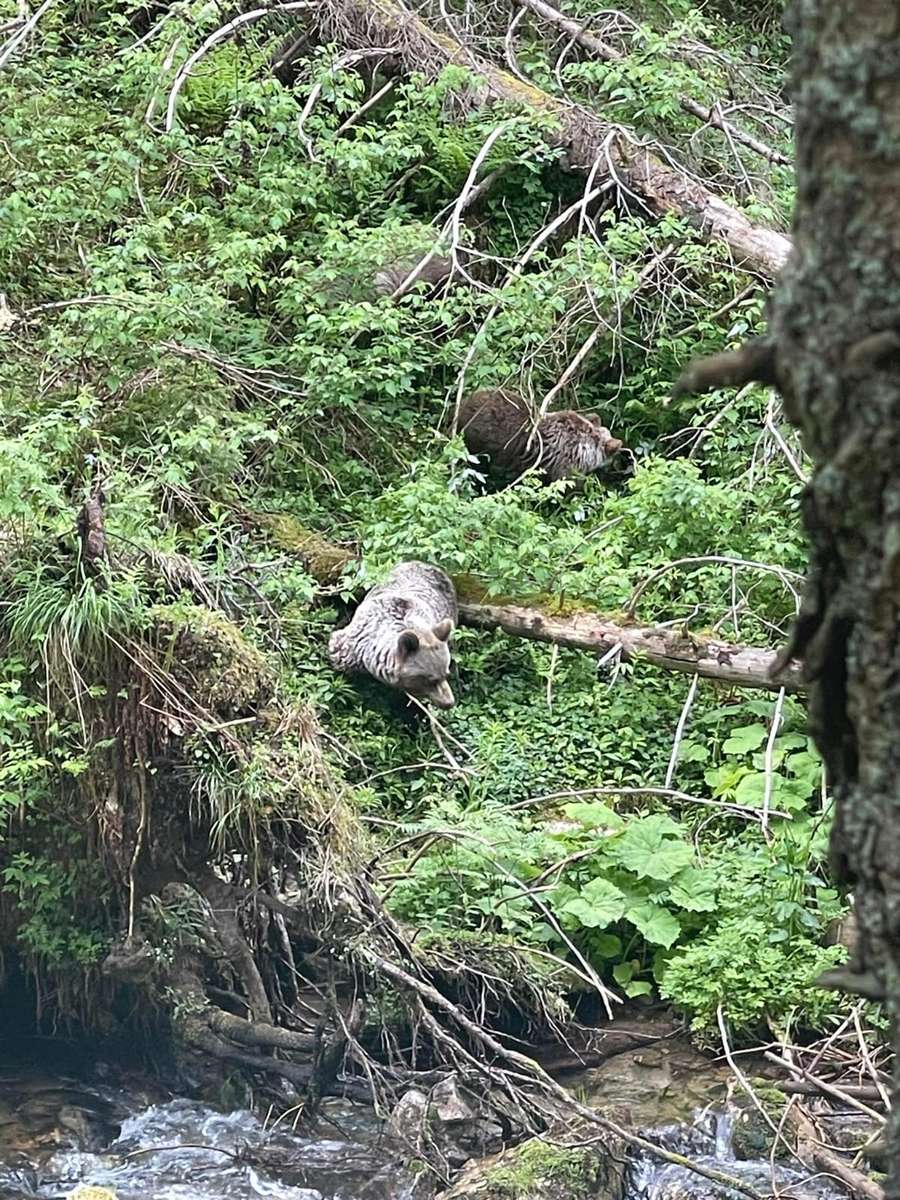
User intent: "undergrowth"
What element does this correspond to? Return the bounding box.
[0,0,859,1051]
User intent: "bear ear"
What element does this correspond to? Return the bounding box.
[433,619,453,643]
[398,630,420,657]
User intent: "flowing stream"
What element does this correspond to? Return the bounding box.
[0,1074,418,1200]
[626,1110,846,1200]
[0,1033,867,1200]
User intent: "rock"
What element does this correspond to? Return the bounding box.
[430,1076,478,1125]
[438,1132,625,1200]
[386,1088,429,1145]
[387,1076,504,1167]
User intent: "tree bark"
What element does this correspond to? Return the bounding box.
[722,2,900,1191]
[312,0,792,278]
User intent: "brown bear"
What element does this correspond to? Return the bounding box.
[328,562,458,709]
[456,389,624,484]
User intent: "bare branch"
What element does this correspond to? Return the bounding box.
[514,0,789,165]
[164,3,312,133]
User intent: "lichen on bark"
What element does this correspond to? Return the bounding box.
[763,0,900,1184]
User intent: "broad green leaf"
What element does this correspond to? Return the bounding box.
[624,980,653,998]
[593,933,623,958]
[561,802,624,831]
[613,959,638,985]
[625,900,681,948]
[561,878,626,929]
[668,866,717,912]
[734,773,809,813]
[733,772,766,805]
[722,723,768,755]
[775,734,809,753]
[609,816,693,881]
[678,741,709,764]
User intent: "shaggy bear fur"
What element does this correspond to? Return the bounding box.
[328,562,458,709]
[456,389,623,483]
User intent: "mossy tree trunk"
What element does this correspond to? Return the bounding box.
[765,4,900,1191]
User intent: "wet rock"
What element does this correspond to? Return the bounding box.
[438,1131,625,1200]
[569,1038,733,1128]
[387,1076,504,1167]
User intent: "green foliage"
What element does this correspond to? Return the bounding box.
[0,0,844,1050]
[0,670,49,826]
[388,792,847,1034]
[2,852,109,967]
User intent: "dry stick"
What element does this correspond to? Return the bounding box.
[397,826,619,1012]
[449,183,608,432]
[335,77,397,134]
[363,948,769,1200]
[665,673,699,789]
[792,1108,885,1200]
[509,785,790,824]
[164,2,312,133]
[516,0,789,165]
[504,5,530,83]
[764,1053,886,1125]
[146,36,182,127]
[297,49,393,157]
[764,393,809,483]
[545,643,559,713]
[717,1005,804,1169]
[448,118,522,285]
[0,0,54,68]
[760,686,785,842]
[780,1081,886,1103]
[624,554,802,618]
[852,1005,891,1111]
[545,243,674,412]
[434,165,508,222]
[126,782,149,942]
[391,118,521,303]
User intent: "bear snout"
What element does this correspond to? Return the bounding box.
[430,681,456,709]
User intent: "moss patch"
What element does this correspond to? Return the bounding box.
[152,603,274,719]
[256,513,354,584]
[442,1136,622,1200]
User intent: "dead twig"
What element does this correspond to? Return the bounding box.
[164,3,312,133]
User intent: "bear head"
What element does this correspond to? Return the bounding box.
[395,619,455,709]
[584,414,624,460]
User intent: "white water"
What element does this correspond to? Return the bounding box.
[0,1096,417,1200]
[626,1109,844,1200]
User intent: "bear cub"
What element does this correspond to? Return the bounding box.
[328,561,458,709]
[457,389,624,484]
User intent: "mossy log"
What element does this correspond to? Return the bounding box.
[310,0,792,279]
[460,599,802,693]
[257,514,803,693]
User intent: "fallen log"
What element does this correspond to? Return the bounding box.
[459,599,802,693]
[251,516,803,693]
[312,0,792,278]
